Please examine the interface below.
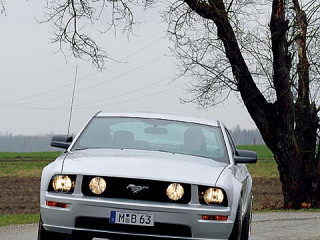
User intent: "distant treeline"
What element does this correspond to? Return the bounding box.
[230,125,265,145]
[0,134,55,152]
[0,126,264,152]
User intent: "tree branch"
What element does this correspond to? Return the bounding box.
[0,0,5,15]
[183,0,273,134]
[292,0,310,106]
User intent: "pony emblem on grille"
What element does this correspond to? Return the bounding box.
[127,184,149,193]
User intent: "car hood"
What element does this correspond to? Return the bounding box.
[62,149,228,186]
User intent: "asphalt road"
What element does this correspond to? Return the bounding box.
[0,212,319,240]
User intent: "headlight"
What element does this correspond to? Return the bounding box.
[166,183,184,201]
[203,187,224,204]
[52,175,74,193]
[89,177,106,195]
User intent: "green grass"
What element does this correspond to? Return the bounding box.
[0,214,39,227]
[246,158,279,178]
[237,145,278,178]
[0,152,61,161]
[0,152,61,177]
[237,145,274,160]
[0,160,52,177]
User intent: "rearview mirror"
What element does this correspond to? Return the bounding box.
[50,135,73,149]
[234,150,257,164]
[144,127,168,135]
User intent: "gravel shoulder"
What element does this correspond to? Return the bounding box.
[0,212,319,240]
[251,212,320,240]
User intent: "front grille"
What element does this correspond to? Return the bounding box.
[82,176,191,204]
[75,217,192,237]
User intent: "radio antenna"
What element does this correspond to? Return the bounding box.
[67,65,78,135]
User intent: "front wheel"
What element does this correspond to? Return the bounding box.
[228,202,242,240]
[240,195,253,240]
[37,218,61,240]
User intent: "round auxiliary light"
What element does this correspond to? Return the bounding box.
[89,177,106,195]
[203,188,224,204]
[166,183,184,201]
[52,175,72,193]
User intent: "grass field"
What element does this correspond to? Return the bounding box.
[237,145,279,178]
[0,152,61,161]
[237,145,273,159]
[0,161,52,177]
[0,152,61,177]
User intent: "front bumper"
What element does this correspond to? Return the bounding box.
[41,190,234,240]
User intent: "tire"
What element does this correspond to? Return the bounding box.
[240,195,253,240]
[37,218,59,240]
[38,218,92,240]
[228,201,242,240]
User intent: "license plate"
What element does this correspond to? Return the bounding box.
[110,211,154,226]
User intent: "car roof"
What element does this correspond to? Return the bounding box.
[96,111,220,127]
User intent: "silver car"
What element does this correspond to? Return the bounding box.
[38,112,257,240]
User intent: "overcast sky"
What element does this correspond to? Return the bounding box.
[0,1,255,135]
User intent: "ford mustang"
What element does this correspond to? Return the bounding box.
[38,112,257,240]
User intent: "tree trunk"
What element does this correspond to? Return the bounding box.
[259,108,320,209]
[295,103,319,208]
[292,0,320,208]
[267,135,306,208]
[314,145,320,208]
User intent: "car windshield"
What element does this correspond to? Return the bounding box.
[72,117,229,163]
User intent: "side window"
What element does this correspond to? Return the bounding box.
[202,128,225,158]
[225,128,236,155]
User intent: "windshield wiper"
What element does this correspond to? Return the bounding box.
[155,149,175,154]
[73,148,90,151]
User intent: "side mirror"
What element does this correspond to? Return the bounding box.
[234,150,257,164]
[50,135,73,149]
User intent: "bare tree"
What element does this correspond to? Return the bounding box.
[167,0,320,209]
[42,0,155,68]
[35,0,320,208]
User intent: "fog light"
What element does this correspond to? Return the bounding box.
[166,183,184,201]
[46,201,68,209]
[89,177,106,195]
